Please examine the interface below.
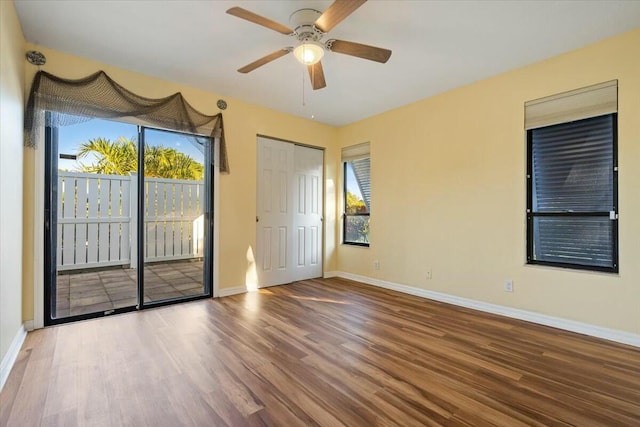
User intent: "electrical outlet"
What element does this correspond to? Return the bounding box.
[374,260,380,270]
[426,269,432,280]
[504,279,514,292]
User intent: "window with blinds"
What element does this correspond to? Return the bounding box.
[526,81,618,272]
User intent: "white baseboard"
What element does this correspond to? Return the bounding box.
[0,324,27,392]
[24,320,35,331]
[218,286,247,297]
[323,271,338,278]
[335,272,640,348]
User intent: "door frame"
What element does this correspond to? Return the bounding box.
[137,126,215,310]
[255,134,325,288]
[40,119,220,326]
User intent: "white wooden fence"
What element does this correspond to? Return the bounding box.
[57,171,204,271]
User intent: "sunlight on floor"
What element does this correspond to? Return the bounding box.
[245,246,258,292]
[288,295,351,305]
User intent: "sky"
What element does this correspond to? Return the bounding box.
[345,163,363,199]
[57,118,206,171]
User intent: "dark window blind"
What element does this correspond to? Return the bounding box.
[532,115,613,212]
[533,217,613,268]
[528,114,617,271]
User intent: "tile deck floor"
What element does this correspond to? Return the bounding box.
[54,261,204,318]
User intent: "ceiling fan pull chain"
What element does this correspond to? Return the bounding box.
[302,68,306,107]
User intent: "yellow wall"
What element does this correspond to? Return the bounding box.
[21,44,339,320]
[0,0,25,363]
[336,29,640,335]
[16,26,639,337]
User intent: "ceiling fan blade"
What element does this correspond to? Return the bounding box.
[226,7,294,35]
[315,0,367,33]
[238,49,291,73]
[327,39,392,63]
[308,62,327,90]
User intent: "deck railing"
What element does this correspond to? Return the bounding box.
[57,172,204,271]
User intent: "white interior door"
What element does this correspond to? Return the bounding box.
[256,137,294,287]
[256,137,323,287]
[292,145,323,281]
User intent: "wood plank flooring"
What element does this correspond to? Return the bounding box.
[1,277,639,426]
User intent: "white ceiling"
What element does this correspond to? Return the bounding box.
[14,1,640,126]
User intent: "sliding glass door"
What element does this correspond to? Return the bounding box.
[141,127,210,305]
[45,116,212,325]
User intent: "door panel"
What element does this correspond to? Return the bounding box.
[278,226,288,269]
[142,127,210,304]
[292,145,323,281]
[45,118,140,323]
[256,137,294,286]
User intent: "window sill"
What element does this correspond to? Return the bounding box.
[526,260,618,274]
[343,242,370,248]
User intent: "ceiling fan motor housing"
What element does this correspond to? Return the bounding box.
[290,9,324,42]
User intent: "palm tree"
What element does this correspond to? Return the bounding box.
[143,144,204,180]
[77,137,204,180]
[78,137,137,176]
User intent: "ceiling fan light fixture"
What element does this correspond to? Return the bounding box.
[293,41,324,65]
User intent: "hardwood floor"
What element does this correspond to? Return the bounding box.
[2,277,639,426]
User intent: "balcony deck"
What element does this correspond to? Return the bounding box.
[54,260,204,318]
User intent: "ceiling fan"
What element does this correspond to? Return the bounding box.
[226,0,392,90]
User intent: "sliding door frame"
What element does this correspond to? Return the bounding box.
[137,126,214,310]
[43,118,215,326]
